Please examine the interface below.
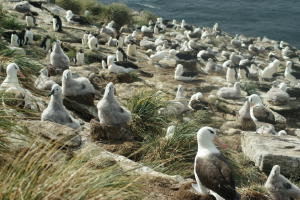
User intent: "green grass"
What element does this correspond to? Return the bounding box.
[0,140,141,200]
[56,0,154,28]
[133,11,157,26]
[127,90,168,140]
[0,7,25,30]
[14,56,43,76]
[241,82,258,96]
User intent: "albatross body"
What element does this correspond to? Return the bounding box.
[248,94,275,124]
[265,165,300,200]
[41,84,80,129]
[97,82,132,125]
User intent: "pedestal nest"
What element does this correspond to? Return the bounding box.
[90,119,134,141]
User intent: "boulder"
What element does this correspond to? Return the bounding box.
[19,120,82,148]
[241,132,300,179]
[14,1,30,13]
[90,119,134,141]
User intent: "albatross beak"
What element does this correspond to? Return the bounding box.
[18,71,25,78]
[214,137,228,149]
[49,90,54,96]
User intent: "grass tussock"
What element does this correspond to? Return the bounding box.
[0,7,25,30]
[134,111,217,176]
[0,136,141,199]
[133,11,157,26]
[56,0,155,28]
[127,90,168,140]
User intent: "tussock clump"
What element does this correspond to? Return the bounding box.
[127,90,168,140]
[0,7,25,30]
[0,139,141,199]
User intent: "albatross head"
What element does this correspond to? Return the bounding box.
[248,94,262,106]
[286,61,292,69]
[103,82,115,99]
[196,126,219,152]
[6,63,20,76]
[62,69,72,80]
[50,84,62,96]
[175,64,184,76]
[270,165,280,177]
[53,40,63,53]
[234,82,241,90]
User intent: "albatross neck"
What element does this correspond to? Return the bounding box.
[5,73,20,86]
[197,138,219,156]
[49,94,64,108]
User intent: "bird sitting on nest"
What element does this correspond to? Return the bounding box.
[107,55,139,74]
[97,82,132,125]
[248,94,275,124]
[174,64,199,81]
[41,84,80,129]
[217,82,241,99]
[265,165,300,200]
[62,70,95,106]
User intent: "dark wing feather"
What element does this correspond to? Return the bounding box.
[176,51,198,60]
[290,71,300,79]
[195,154,239,200]
[182,71,198,77]
[114,61,139,69]
[252,105,275,124]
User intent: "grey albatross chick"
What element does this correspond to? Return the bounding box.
[265,165,300,200]
[34,68,56,90]
[266,84,290,106]
[193,126,240,200]
[248,94,275,124]
[50,40,70,72]
[217,82,241,99]
[97,82,132,125]
[62,70,95,106]
[41,84,80,129]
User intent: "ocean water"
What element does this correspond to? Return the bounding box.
[101,0,300,48]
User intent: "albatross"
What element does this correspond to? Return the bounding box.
[193,126,240,200]
[265,165,300,200]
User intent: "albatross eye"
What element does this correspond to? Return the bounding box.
[208,129,214,134]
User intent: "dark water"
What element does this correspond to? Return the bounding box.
[101,0,300,48]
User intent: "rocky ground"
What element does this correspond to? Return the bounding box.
[0,0,300,200]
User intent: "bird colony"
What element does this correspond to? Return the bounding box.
[1,1,300,199]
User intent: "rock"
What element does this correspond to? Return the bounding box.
[81,143,184,182]
[14,1,30,13]
[90,119,134,141]
[63,97,98,121]
[241,132,300,178]
[19,120,82,148]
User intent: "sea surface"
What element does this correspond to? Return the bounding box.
[101,0,300,48]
